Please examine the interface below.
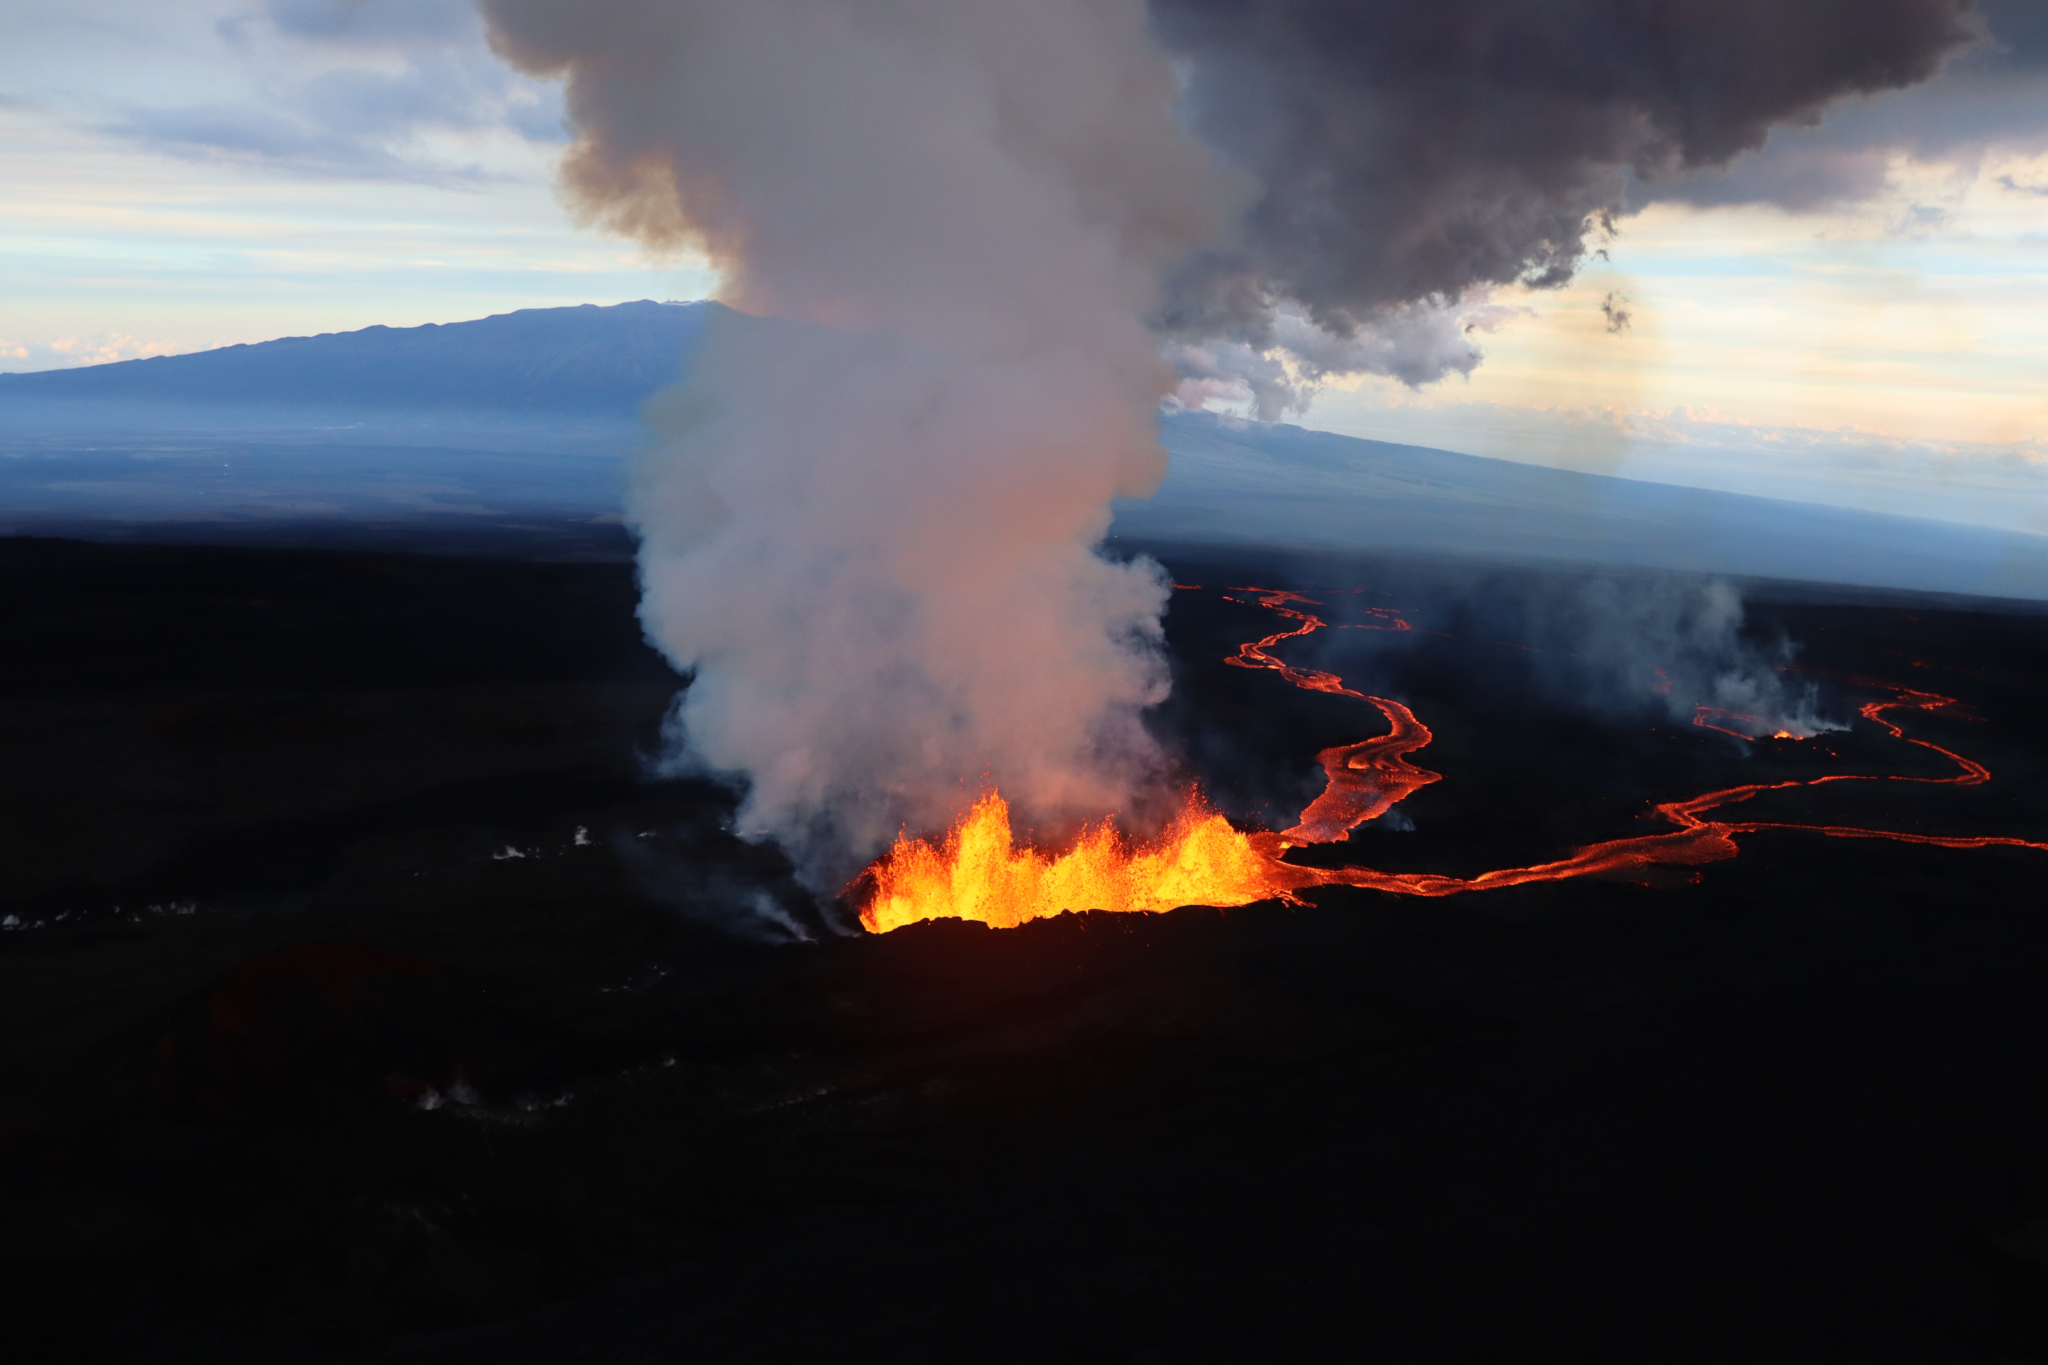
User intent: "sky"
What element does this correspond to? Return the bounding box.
[1303,153,2048,536]
[2,0,2044,535]
[0,0,718,364]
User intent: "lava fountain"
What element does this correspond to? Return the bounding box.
[853,587,2048,932]
[856,789,1298,934]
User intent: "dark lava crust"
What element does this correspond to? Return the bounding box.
[4,535,2048,1363]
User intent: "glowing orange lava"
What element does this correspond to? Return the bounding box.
[853,587,2048,931]
[1691,706,1813,742]
[856,788,1300,934]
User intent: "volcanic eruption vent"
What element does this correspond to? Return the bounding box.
[482,0,1240,887]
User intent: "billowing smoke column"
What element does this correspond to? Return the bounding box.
[479,0,1980,891]
[479,0,1239,887]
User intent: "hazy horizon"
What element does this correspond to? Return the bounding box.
[6,296,2043,548]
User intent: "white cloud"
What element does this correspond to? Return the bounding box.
[1165,294,1528,420]
[0,332,189,372]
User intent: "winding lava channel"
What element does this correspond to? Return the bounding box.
[855,587,2048,932]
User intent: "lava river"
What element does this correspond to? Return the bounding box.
[854,588,2048,933]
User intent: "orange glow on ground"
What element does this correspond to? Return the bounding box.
[853,588,2048,932]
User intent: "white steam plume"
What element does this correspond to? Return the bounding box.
[479,0,1238,888]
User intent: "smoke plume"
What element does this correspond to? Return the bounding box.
[480,0,1238,887]
[1520,577,1838,739]
[478,0,1963,889]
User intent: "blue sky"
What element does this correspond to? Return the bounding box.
[3,0,2045,534]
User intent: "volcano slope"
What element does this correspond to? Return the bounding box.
[4,534,2048,1363]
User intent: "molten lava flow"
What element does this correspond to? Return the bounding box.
[1692,706,1811,742]
[1284,698,1439,845]
[1693,706,1770,741]
[853,586,2048,931]
[1217,588,1440,843]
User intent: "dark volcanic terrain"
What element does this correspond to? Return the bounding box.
[4,535,2048,1363]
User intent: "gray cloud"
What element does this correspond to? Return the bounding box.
[103,101,419,176]
[1599,291,1632,334]
[1148,0,1984,387]
[100,93,498,182]
[1164,298,1499,420]
[264,0,478,46]
[1636,1,2048,211]
[1978,0,2048,66]
[113,0,563,182]
[1153,0,1975,321]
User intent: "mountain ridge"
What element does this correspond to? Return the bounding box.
[1129,411,2048,600]
[0,300,714,416]
[3,302,2043,598]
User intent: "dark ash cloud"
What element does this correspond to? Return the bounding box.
[1599,291,1632,334]
[1633,0,2048,212]
[1149,0,1980,364]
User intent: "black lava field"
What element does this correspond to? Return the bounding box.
[5,534,2048,1363]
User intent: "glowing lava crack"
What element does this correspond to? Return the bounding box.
[854,588,2048,933]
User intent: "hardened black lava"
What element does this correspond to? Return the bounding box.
[3,534,2048,1364]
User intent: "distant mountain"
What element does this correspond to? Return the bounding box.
[1127,414,2048,602]
[2,302,2043,598]
[0,300,712,418]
